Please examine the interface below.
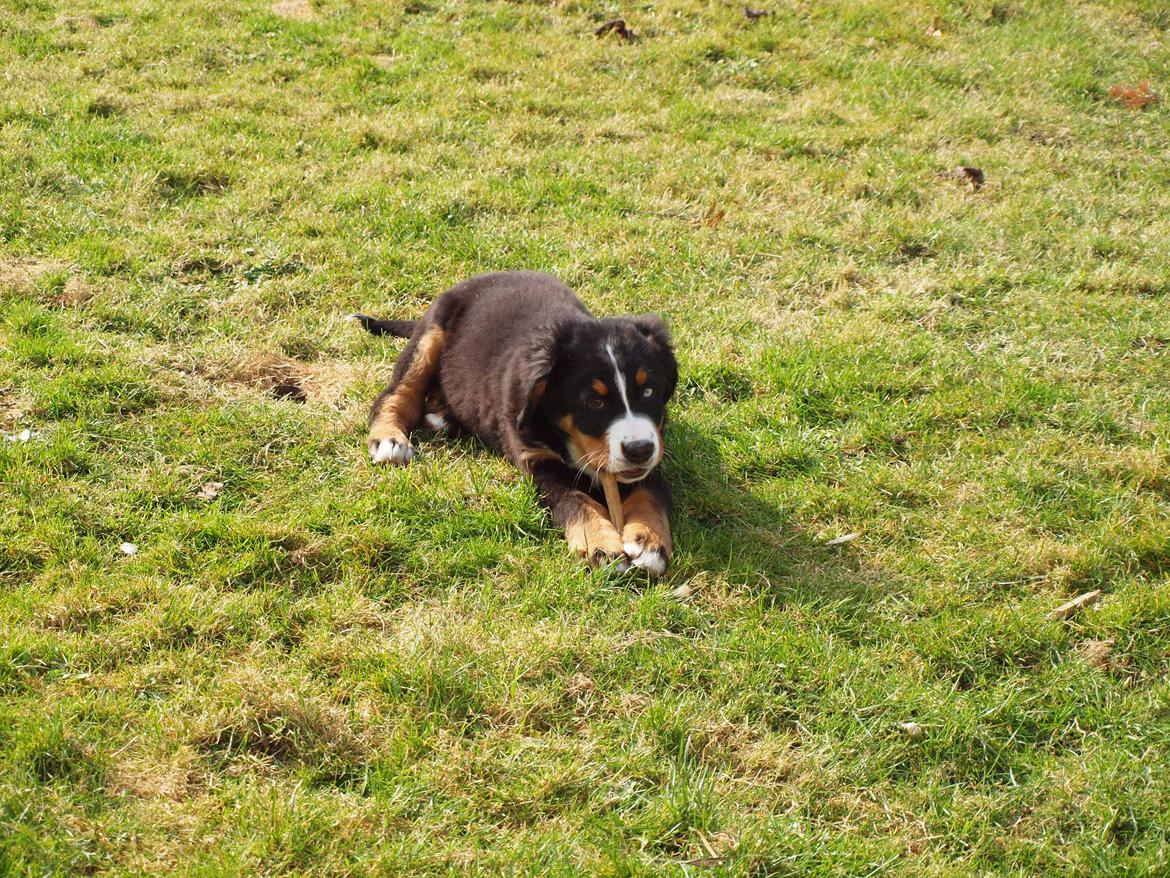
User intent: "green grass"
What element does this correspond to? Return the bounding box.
[2,0,1169,874]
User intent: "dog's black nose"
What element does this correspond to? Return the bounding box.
[621,439,656,464]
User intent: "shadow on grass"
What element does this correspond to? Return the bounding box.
[665,419,884,613]
[422,415,885,615]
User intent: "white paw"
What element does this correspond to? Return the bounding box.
[624,541,667,576]
[370,438,416,465]
[423,413,447,432]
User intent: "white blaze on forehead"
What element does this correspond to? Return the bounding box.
[605,343,658,470]
[605,343,632,414]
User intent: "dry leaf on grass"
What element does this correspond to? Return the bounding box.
[940,166,985,190]
[702,200,726,228]
[926,15,944,38]
[196,481,224,501]
[1109,81,1160,109]
[595,19,636,41]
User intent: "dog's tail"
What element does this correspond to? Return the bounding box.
[347,314,418,338]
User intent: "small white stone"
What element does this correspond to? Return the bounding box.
[119,542,138,556]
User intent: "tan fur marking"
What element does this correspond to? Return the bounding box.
[557,414,610,472]
[564,494,625,561]
[592,379,609,396]
[621,486,672,557]
[635,367,648,386]
[518,446,562,468]
[368,327,445,447]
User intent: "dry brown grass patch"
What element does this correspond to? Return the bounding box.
[0,257,68,294]
[272,0,318,22]
[197,351,362,410]
[109,751,202,801]
[190,667,370,776]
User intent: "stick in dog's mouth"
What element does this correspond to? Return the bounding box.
[600,471,624,532]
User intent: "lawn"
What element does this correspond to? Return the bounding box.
[2,0,1169,874]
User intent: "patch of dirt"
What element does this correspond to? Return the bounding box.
[199,353,363,410]
[45,275,92,307]
[171,253,232,277]
[1079,639,1115,669]
[273,0,318,22]
[156,168,230,200]
[0,390,36,432]
[54,13,103,31]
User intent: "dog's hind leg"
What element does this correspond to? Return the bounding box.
[420,387,451,433]
[367,324,446,465]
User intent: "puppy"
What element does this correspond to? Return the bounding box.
[351,271,677,574]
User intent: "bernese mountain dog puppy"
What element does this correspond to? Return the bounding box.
[351,271,677,575]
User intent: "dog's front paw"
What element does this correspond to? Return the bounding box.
[590,544,631,573]
[583,525,628,572]
[368,431,416,465]
[566,511,628,572]
[622,524,670,576]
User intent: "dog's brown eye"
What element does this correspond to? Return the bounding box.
[587,396,606,410]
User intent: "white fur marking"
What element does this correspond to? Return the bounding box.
[606,343,633,416]
[423,413,447,432]
[604,343,659,473]
[623,541,666,575]
[371,438,415,465]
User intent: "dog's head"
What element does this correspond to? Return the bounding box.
[515,315,677,483]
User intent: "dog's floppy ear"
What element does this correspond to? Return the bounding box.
[513,321,567,433]
[632,313,670,348]
[632,313,679,401]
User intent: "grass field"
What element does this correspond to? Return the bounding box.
[3,0,1170,874]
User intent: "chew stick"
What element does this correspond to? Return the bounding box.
[601,472,624,532]
[1048,589,1102,620]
